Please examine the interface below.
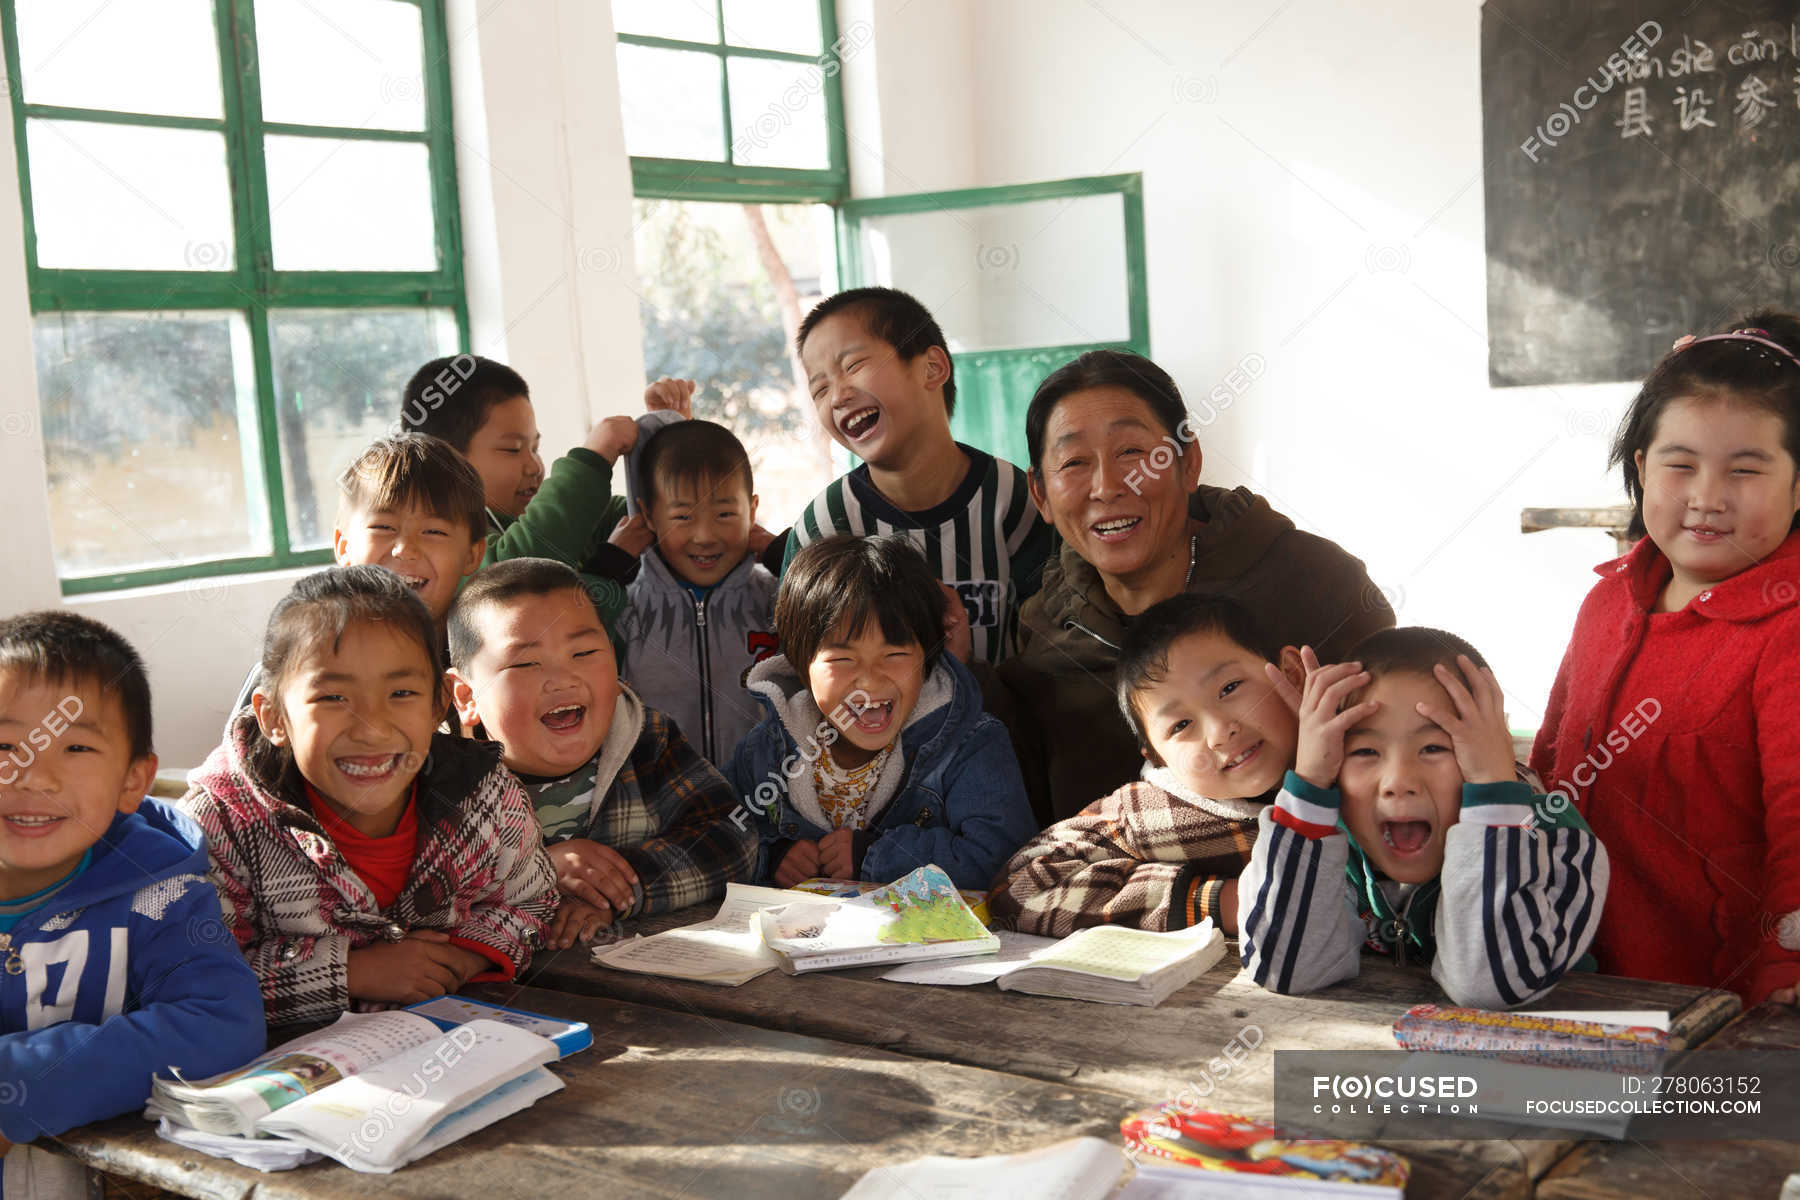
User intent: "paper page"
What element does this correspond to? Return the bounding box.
[838,1135,1125,1200]
[395,1066,563,1168]
[1024,920,1217,982]
[153,1119,321,1172]
[256,1020,556,1171]
[592,882,789,984]
[881,931,1058,985]
[1528,1009,1670,1032]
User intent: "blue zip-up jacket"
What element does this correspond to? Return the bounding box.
[725,651,1037,891]
[0,799,265,1188]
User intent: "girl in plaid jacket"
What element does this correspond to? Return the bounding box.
[183,566,557,1028]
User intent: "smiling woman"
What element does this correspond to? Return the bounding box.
[982,350,1395,825]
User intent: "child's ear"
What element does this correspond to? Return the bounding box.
[446,668,483,732]
[250,690,287,746]
[117,752,157,814]
[1278,645,1305,688]
[331,525,352,566]
[748,493,759,526]
[461,536,487,580]
[920,345,953,392]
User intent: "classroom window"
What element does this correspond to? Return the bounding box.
[2,0,466,593]
[615,0,851,527]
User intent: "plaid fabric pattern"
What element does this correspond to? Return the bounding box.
[182,714,558,1027]
[986,776,1263,936]
[578,703,758,917]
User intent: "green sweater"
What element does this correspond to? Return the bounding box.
[478,447,630,637]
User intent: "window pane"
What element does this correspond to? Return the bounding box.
[270,308,459,549]
[34,311,263,575]
[616,45,724,161]
[264,137,436,270]
[632,198,835,531]
[612,0,717,43]
[727,56,829,169]
[15,0,223,120]
[254,0,426,132]
[721,0,820,54]
[26,120,235,270]
[856,193,1131,351]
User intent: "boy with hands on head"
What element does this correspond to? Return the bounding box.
[1238,629,1609,1009]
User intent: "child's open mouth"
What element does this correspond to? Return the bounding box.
[1683,525,1729,543]
[840,406,881,441]
[1221,742,1262,772]
[850,698,894,734]
[541,704,586,733]
[1381,819,1433,856]
[2,813,65,837]
[687,552,722,571]
[1090,516,1141,543]
[394,572,429,593]
[336,754,403,781]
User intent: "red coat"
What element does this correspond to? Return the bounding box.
[1531,530,1800,1004]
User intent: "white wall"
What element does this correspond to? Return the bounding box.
[0,2,645,767]
[851,0,1635,728]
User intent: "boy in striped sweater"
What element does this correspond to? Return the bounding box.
[788,287,1053,664]
[988,595,1301,936]
[1239,628,1609,1010]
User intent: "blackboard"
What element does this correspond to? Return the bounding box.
[1481,2,1800,386]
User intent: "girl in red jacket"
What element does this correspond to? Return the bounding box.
[1532,310,1800,1006]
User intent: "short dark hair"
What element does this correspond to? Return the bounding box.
[339,433,488,540]
[1611,309,1800,539]
[250,565,442,779]
[1115,594,1281,755]
[447,557,605,670]
[399,354,530,452]
[636,419,754,510]
[0,611,153,759]
[795,287,957,415]
[1347,626,1489,684]
[776,535,947,674]
[1026,350,1189,474]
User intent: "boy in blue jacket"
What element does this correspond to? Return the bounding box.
[727,534,1037,891]
[0,613,264,1196]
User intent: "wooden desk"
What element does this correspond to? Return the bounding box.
[1537,1002,1800,1200]
[520,914,1738,1196]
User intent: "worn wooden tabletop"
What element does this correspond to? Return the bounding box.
[1535,1002,1800,1200]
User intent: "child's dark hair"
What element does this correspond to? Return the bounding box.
[251,566,443,776]
[1347,626,1489,683]
[447,558,605,670]
[1611,309,1800,539]
[339,433,488,541]
[777,535,947,674]
[0,611,153,759]
[1115,594,1282,758]
[1026,350,1189,475]
[636,419,755,511]
[795,287,957,415]
[399,354,529,453]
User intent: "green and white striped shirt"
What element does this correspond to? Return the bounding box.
[784,445,1053,664]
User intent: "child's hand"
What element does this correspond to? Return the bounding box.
[608,512,655,557]
[346,932,473,1004]
[773,840,821,887]
[940,583,973,664]
[644,376,697,417]
[818,828,857,879]
[1266,646,1376,789]
[584,414,639,463]
[748,523,777,556]
[1416,655,1515,786]
[1770,986,1798,1005]
[548,897,612,949]
[549,838,640,921]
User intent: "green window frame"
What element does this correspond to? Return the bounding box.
[2,0,468,595]
[618,0,850,204]
[839,173,1149,467]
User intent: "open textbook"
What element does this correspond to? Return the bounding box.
[756,864,998,973]
[884,920,1225,1007]
[146,1003,582,1173]
[591,882,793,986]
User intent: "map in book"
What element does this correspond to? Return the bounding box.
[867,866,989,944]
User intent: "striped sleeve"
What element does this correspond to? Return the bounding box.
[1430,781,1609,1009]
[1237,772,1364,996]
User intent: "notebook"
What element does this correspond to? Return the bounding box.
[993,920,1226,1006]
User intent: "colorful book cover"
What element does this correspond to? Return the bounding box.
[788,875,992,926]
[1120,1105,1410,1188]
[1391,1004,1667,1073]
